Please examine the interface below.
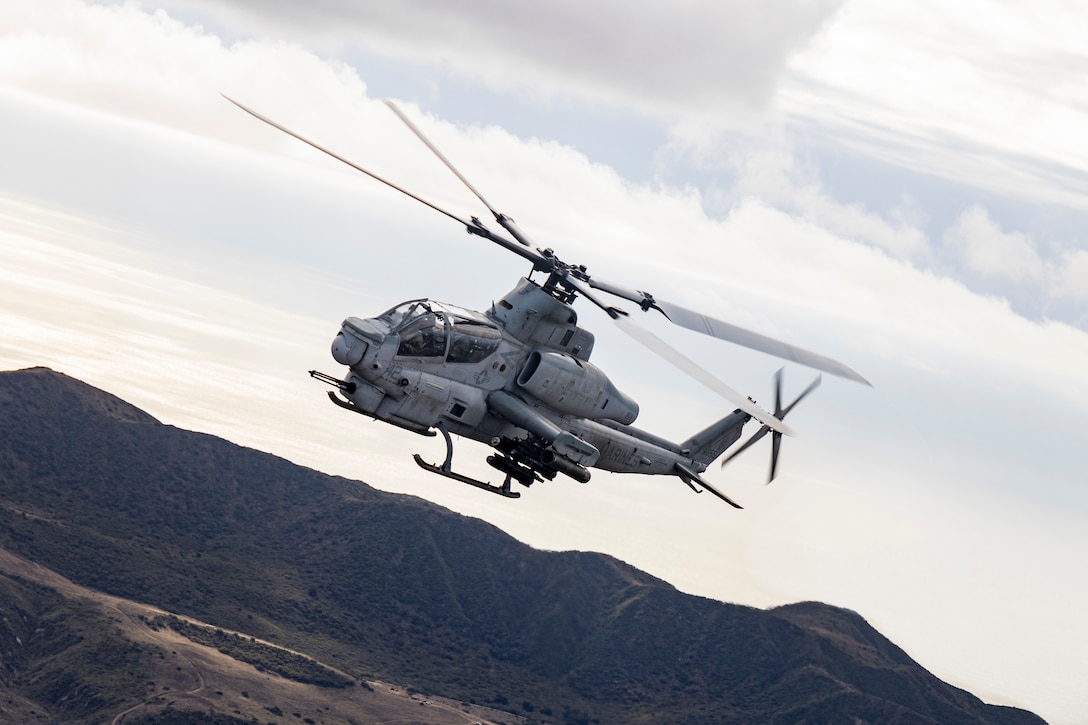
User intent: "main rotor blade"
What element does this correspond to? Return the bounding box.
[224,95,544,267]
[384,101,537,249]
[582,274,868,385]
[384,101,496,212]
[613,316,792,435]
[223,95,471,228]
[580,274,652,308]
[654,299,870,385]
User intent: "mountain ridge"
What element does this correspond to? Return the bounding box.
[0,367,1045,724]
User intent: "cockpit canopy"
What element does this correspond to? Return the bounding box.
[379,300,502,364]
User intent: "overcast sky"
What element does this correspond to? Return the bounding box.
[2,2,1087,722]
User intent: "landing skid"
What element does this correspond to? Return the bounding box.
[413,454,521,498]
[413,422,521,499]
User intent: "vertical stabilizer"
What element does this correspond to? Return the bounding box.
[681,410,750,468]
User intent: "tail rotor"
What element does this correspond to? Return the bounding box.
[721,369,821,483]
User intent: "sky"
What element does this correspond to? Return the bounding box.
[1,1,1087,722]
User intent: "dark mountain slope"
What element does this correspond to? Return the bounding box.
[0,573,153,723]
[0,367,1044,724]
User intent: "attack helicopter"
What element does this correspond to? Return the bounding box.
[226,96,869,508]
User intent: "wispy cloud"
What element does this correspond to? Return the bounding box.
[783,1,1088,208]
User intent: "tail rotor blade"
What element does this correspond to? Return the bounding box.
[769,431,783,483]
[773,367,784,417]
[720,425,771,468]
[781,374,822,418]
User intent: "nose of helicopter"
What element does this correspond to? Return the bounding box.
[331,331,366,366]
[331,316,383,366]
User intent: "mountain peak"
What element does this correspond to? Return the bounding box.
[0,367,160,426]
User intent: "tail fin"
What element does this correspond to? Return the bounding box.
[681,409,750,468]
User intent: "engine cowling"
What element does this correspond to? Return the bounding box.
[516,350,638,424]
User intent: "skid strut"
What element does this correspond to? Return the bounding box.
[413,423,521,498]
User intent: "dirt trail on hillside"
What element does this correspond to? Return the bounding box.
[0,547,521,725]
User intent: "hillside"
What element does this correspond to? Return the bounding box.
[0,367,1045,724]
[0,546,525,725]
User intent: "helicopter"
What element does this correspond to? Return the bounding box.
[226,96,869,508]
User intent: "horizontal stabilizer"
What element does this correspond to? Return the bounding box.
[674,462,742,509]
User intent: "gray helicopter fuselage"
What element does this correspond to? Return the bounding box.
[328,277,728,479]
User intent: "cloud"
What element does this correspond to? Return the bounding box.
[1055,249,1088,301]
[943,205,1044,281]
[938,206,1088,324]
[782,0,1088,211]
[136,0,845,118]
[709,130,930,261]
[0,0,415,172]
